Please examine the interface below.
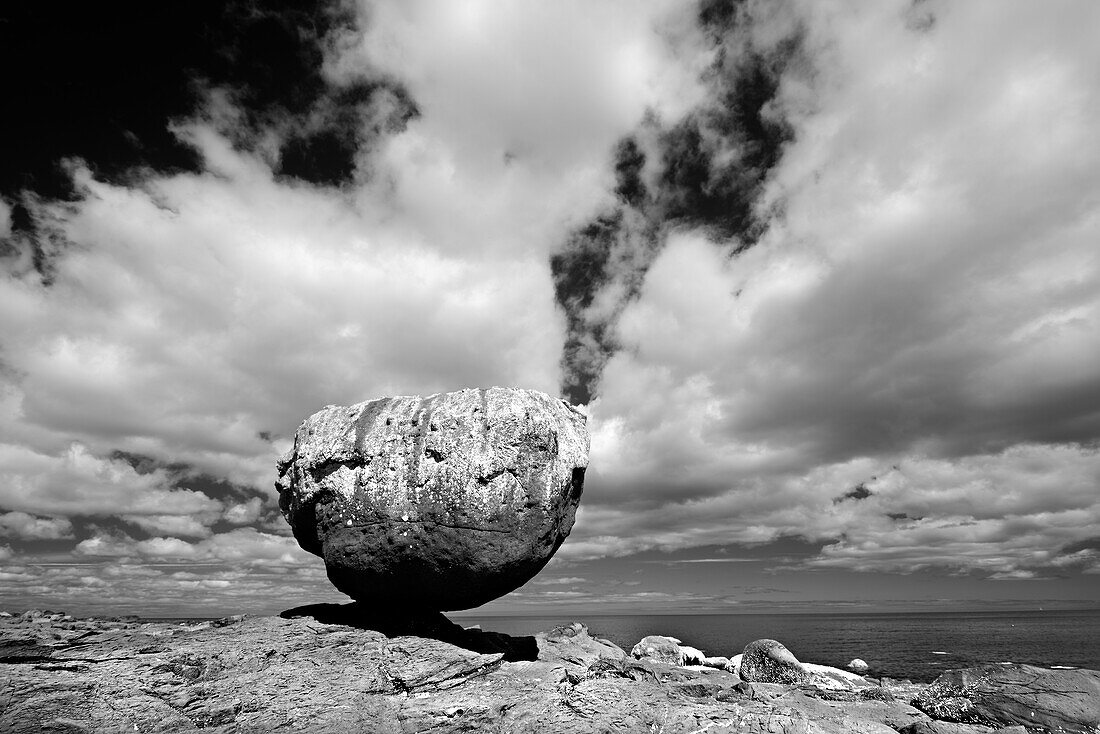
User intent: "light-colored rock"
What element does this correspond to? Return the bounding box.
[630,634,685,665]
[678,645,707,666]
[739,639,810,684]
[804,662,874,690]
[848,657,869,671]
[277,387,589,611]
[535,623,625,671]
[702,655,731,670]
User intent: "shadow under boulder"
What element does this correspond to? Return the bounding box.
[280,602,539,662]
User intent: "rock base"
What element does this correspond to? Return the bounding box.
[3,612,1092,734]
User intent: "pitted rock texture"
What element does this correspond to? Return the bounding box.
[739,639,811,685]
[277,387,589,610]
[913,663,1100,733]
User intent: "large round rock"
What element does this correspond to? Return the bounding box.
[276,387,589,611]
[739,639,810,684]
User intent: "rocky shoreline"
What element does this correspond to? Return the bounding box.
[2,609,1097,733]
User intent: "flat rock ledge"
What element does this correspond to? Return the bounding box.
[1,612,1091,734]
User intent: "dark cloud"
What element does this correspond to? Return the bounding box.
[834,484,872,503]
[551,0,804,403]
[0,0,418,284]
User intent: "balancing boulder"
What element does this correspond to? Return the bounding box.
[276,387,590,611]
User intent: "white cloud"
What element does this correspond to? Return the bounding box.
[333,0,707,257]
[0,511,73,540]
[574,0,1100,577]
[75,527,316,567]
[122,514,214,539]
[0,443,222,517]
[531,576,587,586]
[223,497,263,525]
[0,128,565,488]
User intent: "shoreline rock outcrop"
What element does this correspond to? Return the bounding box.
[3,612,1094,733]
[0,612,928,734]
[276,387,589,611]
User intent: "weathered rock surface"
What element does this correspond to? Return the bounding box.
[913,663,1100,733]
[740,638,812,684]
[1,612,940,734]
[631,634,688,665]
[276,387,590,611]
[849,657,870,672]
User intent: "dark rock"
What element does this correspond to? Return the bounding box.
[913,663,1100,733]
[739,639,811,684]
[281,602,539,661]
[276,387,590,611]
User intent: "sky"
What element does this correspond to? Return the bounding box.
[1,0,1098,618]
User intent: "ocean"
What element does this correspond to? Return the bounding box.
[454,609,1100,682]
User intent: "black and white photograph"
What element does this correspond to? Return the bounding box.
[1,1,1098,731]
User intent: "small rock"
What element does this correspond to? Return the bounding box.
[702,655,731,670]
[739,639,810,684]
[848,657,870,671]
[804,662,873,690]
[678,645,707,666]
[629,635,685,665]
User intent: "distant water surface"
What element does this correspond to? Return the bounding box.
[454,609,1100,682]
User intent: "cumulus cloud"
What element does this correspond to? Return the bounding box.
[121,514,215,539]
[573,0,1100,578]
[0,511,73,540]
[223,497,264,526]
[75,527,315,567]
[531,576,587,586]
[0,443,222,517]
